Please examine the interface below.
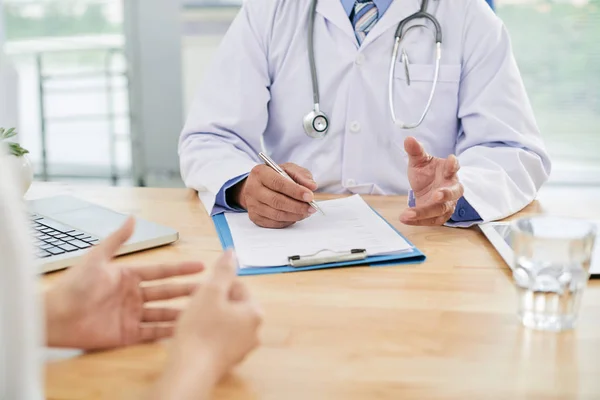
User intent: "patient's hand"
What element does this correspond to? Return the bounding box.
[152,251,263,400]
[45,218,205,350]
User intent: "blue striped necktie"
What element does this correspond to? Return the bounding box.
[352,0,379,45]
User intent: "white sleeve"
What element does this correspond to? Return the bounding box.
[454,0,552,223]
[0,146,44,400]
[179,1,273,212]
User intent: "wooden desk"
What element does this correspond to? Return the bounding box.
[32,184,600,400]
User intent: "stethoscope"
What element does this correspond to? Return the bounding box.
[303,0,443,139]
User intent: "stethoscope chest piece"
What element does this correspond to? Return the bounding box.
[303,108,329,138]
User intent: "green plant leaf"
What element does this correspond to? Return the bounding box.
[0,127,17,140]
[1,128,29,156]
[8,142,29,157]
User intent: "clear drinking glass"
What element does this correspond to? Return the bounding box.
[511,216,597,331]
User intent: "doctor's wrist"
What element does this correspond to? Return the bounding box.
[226,178,248,210]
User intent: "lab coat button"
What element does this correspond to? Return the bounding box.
[346,179,356,187]
[350,121,361,133]
[355,54,365,65]
[458,208,466,218]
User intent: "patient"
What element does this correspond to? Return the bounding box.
[0,147,262,399]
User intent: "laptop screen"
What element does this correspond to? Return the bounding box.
[491,224,512,247]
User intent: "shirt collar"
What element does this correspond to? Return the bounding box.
[340,0,394,17]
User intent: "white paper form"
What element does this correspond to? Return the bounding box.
[224,195,412,268]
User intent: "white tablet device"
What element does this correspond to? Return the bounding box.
[479,221,600,278]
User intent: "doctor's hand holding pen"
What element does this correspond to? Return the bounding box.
[400,137,465,226]
[229,162,319,229]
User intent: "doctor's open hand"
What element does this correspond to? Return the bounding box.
[400,137,465,226]
[230,163,318,229]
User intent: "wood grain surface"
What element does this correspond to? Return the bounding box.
[29,183,600,400]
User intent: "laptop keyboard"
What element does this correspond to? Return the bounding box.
[30,213,99,259]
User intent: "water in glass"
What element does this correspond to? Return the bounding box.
[511,216,597,331]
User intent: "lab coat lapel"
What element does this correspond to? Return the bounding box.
[316,0,357,44]
[360,0,421,48]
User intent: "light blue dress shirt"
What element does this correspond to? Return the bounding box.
[340,0,394,17]
[214,0,481,223]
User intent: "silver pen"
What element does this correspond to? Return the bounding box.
[401,48,411,86]
[258,152,325,215]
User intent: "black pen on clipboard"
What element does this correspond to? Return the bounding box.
[258,152,325,216]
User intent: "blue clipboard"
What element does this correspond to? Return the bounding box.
[212,208,426,276]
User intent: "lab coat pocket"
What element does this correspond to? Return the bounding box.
[395,63,461,83]
[391,63,462,156]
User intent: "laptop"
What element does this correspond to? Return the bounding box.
[27,195,179,273]
[479,221,600,278]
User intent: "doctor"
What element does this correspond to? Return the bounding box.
[180,0,551,228]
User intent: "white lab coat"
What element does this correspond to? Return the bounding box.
[180,0,551,223]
